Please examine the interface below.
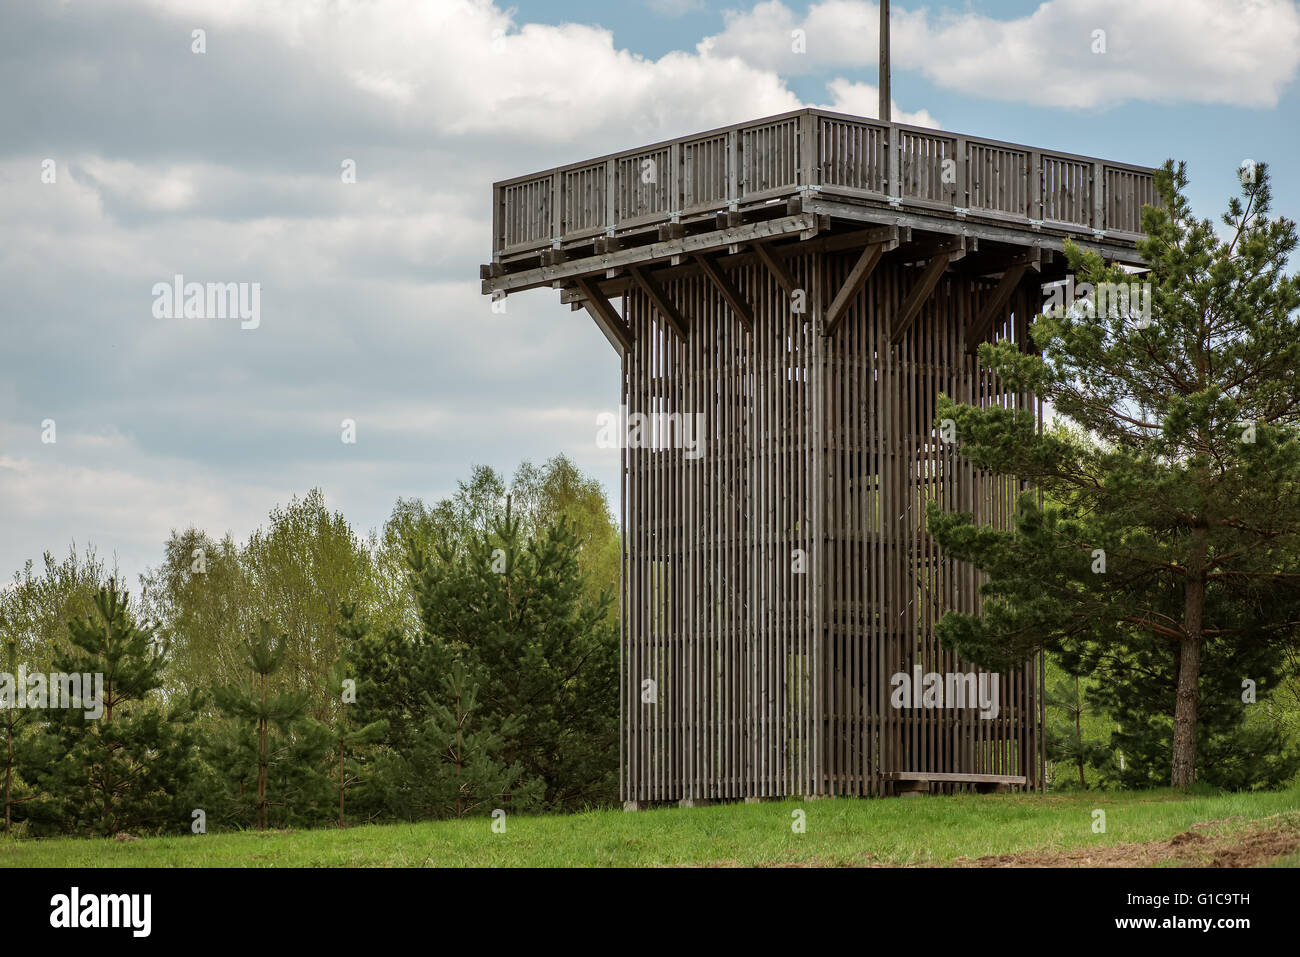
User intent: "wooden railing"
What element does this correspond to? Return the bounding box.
[492,108,1157,258]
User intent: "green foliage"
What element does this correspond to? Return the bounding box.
[212,620,317,829]
[142,490,377,718]
[509,456,621,627]
[408,497,618,810]
[7,456,624,836]
[1044,668,1109,789]
[0,634,38,835]
[379,660,541,819]
[23,582,202,836]
[376,456,619,634]
[349,490,618,818]
[322,621,388,826]
[141,530,245,701]
[1059,628,1299,790]
[0,544,113,673]
[928,160,1300,788]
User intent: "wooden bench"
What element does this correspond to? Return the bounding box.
[884,771,1028,797]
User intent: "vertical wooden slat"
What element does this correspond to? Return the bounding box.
[615,235,1042,803]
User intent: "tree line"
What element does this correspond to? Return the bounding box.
[0,456,619,836]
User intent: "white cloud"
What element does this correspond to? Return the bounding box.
[6,0,960,588]
[0,447,277,580]
[121,0,804,148]
[820,78,938,127]
[79,158,198,213]
[703,0,1300,109]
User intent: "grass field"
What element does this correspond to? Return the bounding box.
[2,787,1297,867]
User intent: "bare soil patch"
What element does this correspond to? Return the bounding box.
[951,813,1300,868]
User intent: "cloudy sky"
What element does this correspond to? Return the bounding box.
[2,0,1298,588]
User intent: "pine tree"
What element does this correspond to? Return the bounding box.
[406,660,540,818]
[0,622,38,834]
[24,581,202,836]
[1063,621,1298,789]
[213,619,311,829]
[408,496,617,809]
[1044,671,1107,788]
[323,617,387,827]
[199,716,259,828]
[928,161,1300,788]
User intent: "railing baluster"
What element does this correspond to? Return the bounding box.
[551,172,561,243]
[1092,161,1105,231]
[727,128,739,209]
[491,109,1157,255]
[1028,150,1041,221]
[888,122,900,201]
[954,136,967,209]
[606,159,616,232]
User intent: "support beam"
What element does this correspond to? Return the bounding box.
[752,240,798,298]
[554,224,905,309]
[574,277,632,354]
[799,196,1148,267]
[965,265,1027,354]
[628,265,687,340]
[899,234,967,265]
[693,253,754,329]
[958,245,1043,279]
[890,250,956,344]
[965,248,1042,353]
[801,213,831,240]
[824,241,887,337]
[822,224,905,255]
[483,212,818,295]
[715,211,743,230]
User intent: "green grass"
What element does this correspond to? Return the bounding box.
[2,787,1297,867]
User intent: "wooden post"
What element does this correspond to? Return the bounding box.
[799,110,818,189]
[810,250,826,795]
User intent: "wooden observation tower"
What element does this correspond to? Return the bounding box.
[481,108,1154,804]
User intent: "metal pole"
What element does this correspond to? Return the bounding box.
[879,0,891,123]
